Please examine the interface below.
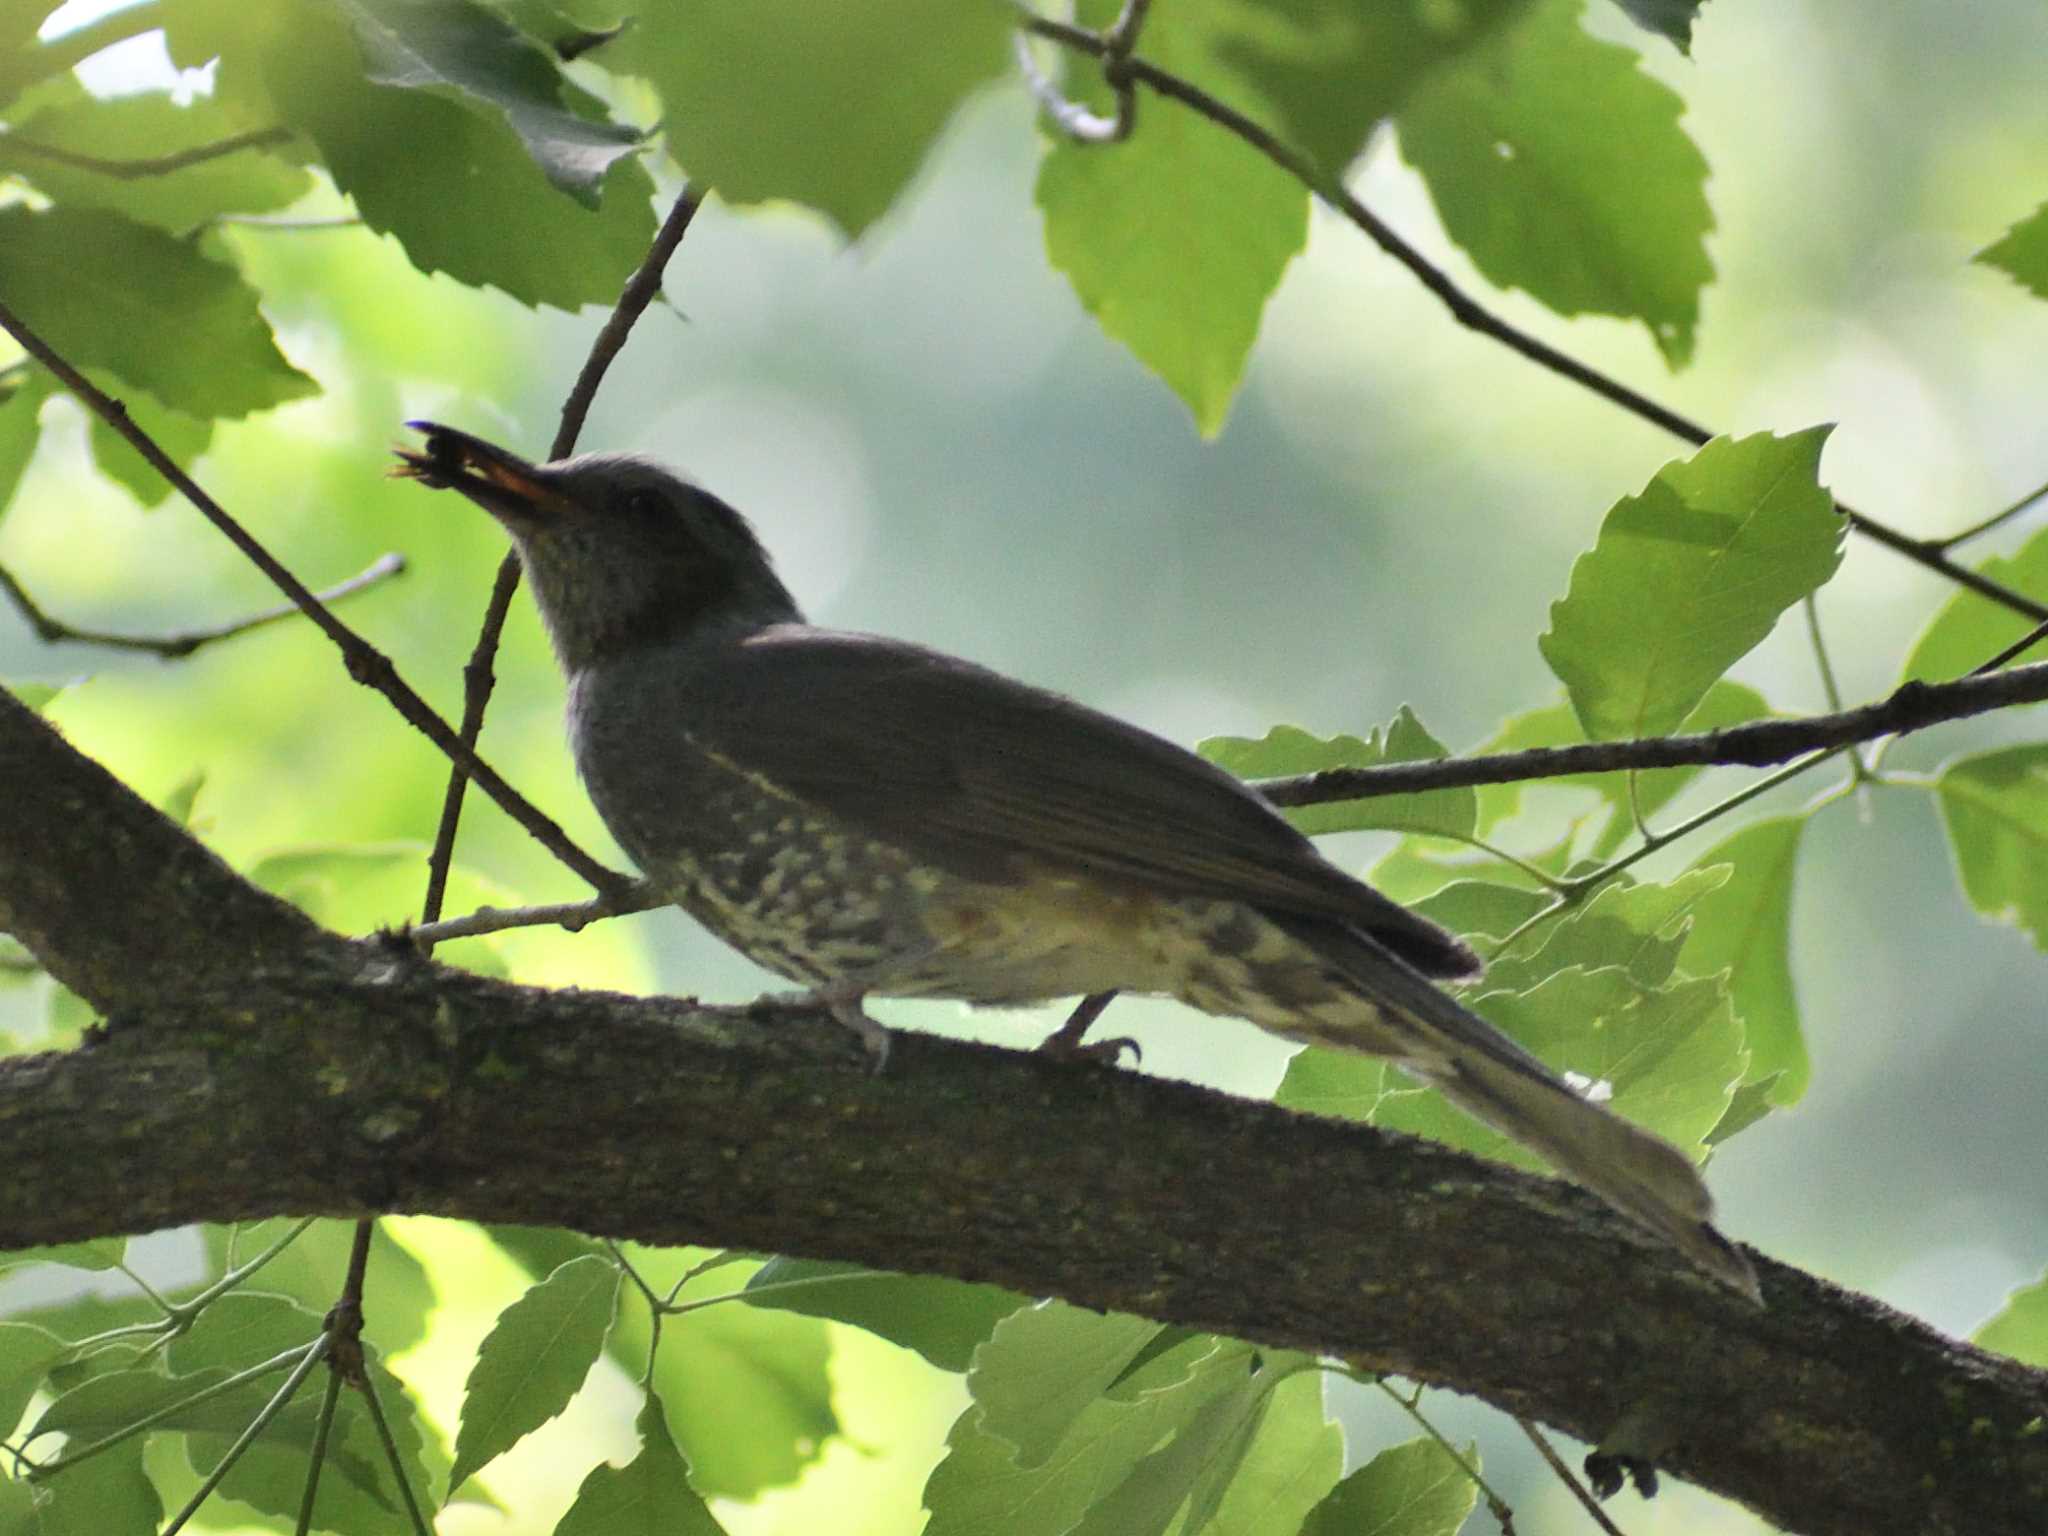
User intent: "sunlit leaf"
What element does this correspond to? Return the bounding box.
[25,1437,161,1536]
[0,207,317,420]
[555,1393,727,1535]
[1401,0,1712,365]
[1681,815,1809,1100]
[0,368,53,526]
[741,1258,1026,1372]
[0,1321,68,1440]
[1200,1368,1341,1536]
[85,381,213,509]
[1483,865,1731,993]
[1200,708,1476,838]
[1300,1436,1481,1536]
[969,1304,1174,1469]
[1899,526,2048,684]
[1540,428,1841,739]
[1978,201,2048,299]
[1975,1269,2048,1369]
[450,1253,620,1493]
[1936,745,2048,950]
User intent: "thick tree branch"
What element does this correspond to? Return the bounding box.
[1259,663,2048,805]
[2,689,2045,1536]
[1019,12,2048,623]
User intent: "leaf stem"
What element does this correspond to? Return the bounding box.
[159,1336,330,1535]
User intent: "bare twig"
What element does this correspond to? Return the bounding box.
[418,183,703,939]
[1935,475,2048,551]
[1017,0,1152,142]
[3,126,293,180]
[1518,1418,1630,1536]
[160,1337,330,1536]
[1017,12,2048,624]
[0,554,404,658]
[0,296,628,896]
[408,883,661,945]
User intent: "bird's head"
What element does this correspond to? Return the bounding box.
[395,421,800,672]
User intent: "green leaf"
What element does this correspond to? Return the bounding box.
[1200,708,1476,838]
[2,682,60,714]
[450,1253,620,1494]
[1484,866,1732,994]
[1936,745,2048,950]
[203,1219,438,1358]
[1399,0,1712,366]
[330,0,641,204]
[1975,1269,2048,1370]
[1406,880,1552,950]
[0,1238,124,1273]
[1280,965,1743,1165]
[556,1393,727,1536]
[24,1438,162,1536]
[1706,1070,1782,1145]
[1607,0,1705,53]
[922,1334,1256,1536]
[1210,0,1538,172]
[188,0,657,309]
[0,1322,69,1439]
[1899,526,2048,684]
[1200,1368,1342,1536]
[166,1293,324,1376]
[1681,815,1809,1100]
[0,368,53,526]
[85,380,213,508]
[1300,1436,1481,1536]
[0,207,317,419]
[969,1304,1173,1469]
[614,0,1008,237]
[1038,0,1307,435]
[1977,202,2048,299]
[0,85,312,231]
[1540,428,1842,739]
[741,1258,1026,1373]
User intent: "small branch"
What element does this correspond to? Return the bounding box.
[1517,1418,1628,1536]
[1017,13,2048,624]
[0,554,405,659]
[356,1370,430,1536]
[1015,0,1151,143]
[408,884,662,945]
[0,296,628,898]
[1935,475,2048,551]
[1256,662,2048,806]
[160,1337,330,1536]
[294,1367,344,1536]
[3,126,293,180]
[418,183,703,939]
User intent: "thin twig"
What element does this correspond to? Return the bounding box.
[0,296,628,897]
[0,554,405,658]
[30,1343,317,1473]
[1256,659,2048,806]
[356,1369,431,1536]
[160,1336,331,1536]
[1017,0,1152,142]
[1517,1418,1628,1536]
[416,183,703,940]
[1017,11,2048,624]
[408,884,662,944]
[3,126,293,180]
[1935,475,2048,551]
[295,1367,345,1536]
[1970,616,2048,675]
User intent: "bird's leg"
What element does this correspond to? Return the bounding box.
[789,976,893,1070]
[1037,990,1142,1067]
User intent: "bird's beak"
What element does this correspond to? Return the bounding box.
[391,421,571,524]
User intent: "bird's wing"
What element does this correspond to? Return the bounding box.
[681,626,1476,978]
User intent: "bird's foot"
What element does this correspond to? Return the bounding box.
[1036,990,1141,1067]
[788,982,892,1072]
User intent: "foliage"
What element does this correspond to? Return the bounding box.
[1,0,2046,1533]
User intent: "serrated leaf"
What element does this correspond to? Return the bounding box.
[1607,0,1705,53]
[1899,526,2048,684]
[1280,965,1743,1165]
[556,1394,727,1536]
[1201,1368,1342,1536]
[1200,709,1476,839]
[1936,745,2048,951]
[616,0,1009,237]
[1681,815,1808,1100]
[450,1253,619,1493]
[85,380,212,507]
[1211,0,1537,172]
[970,1305,1172,1470]
[1039,0,1307,435]
[922,1335,1252,1536]
[1975,1269,2048,1369]
[1540,428,1842,739]
[333,0,640,204]
[1484,865,1732,994]
[1407,880,1552,950]
[0,206,316,419]
[1705,1070,1781,1144]
[1300,1436,1480,1536]
[203,1219,437,1359]
[0,1322,69,1439]
[1978,202,2048,299]
[741,1258,1026,1373]
[0,85,311,230]
[1399,0,1711,365]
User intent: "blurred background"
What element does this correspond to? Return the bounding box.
[4,0,2048,1529]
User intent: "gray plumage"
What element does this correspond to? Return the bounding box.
[398,422,1760,1299]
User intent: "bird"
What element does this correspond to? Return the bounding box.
[394,421,1759,1299]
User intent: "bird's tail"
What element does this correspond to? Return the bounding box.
[1289,920,1761,1301]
